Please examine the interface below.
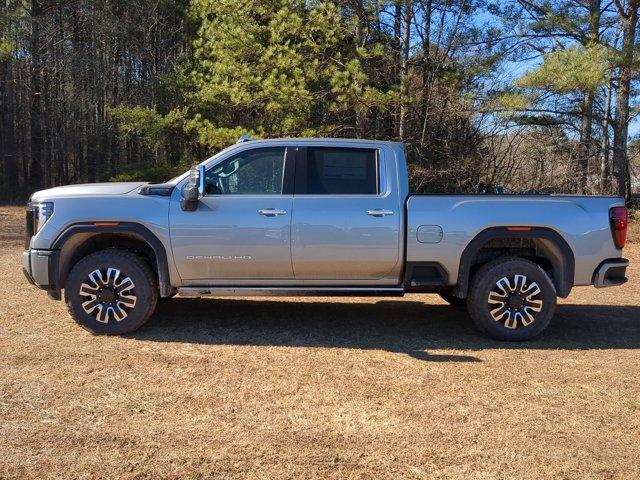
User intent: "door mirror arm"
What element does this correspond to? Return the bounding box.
[180,165,206,211]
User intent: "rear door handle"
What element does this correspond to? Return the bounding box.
[366,209,394,217]
[258,208,287,217]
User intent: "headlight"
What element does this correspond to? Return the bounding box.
[28,201,54,233]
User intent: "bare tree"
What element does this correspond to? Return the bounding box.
[612,0,639,200]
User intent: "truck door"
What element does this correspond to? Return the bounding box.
[291,146,401,281]
[169,146,294,281]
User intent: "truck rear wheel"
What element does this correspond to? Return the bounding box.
[467,257,556,341]
[65,249,158,335]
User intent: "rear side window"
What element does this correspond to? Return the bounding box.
[297,147,379,195]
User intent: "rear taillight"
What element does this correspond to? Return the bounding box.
[609,206,628,249]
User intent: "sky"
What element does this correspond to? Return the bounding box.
[472,4,640,139]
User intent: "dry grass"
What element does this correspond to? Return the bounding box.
[628,209,640,244]
[1,205,639,479]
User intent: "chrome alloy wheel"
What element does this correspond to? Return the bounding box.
[487,274,543,329]
[79,268,137,323]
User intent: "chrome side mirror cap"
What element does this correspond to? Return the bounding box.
[180,165,206,211]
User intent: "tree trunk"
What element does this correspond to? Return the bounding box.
[29,1,44,192]
[419,0,432,149]
[600,73,613,192]
[612,0,639,200]
[0,59,18,199]
[577,0,601,193]
[577,90,594,193]
[398,1,412,141]
[353,1,366,137]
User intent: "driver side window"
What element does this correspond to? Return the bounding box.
[204,147,286,195]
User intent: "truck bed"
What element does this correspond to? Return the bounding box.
[406,194,625,288]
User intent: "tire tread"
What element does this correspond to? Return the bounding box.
[65,249,158,335]
[467,257,556,341]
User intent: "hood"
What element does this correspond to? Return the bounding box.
[30,182,146,201]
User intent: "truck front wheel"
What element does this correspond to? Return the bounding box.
[65,249,158,335]
[467,257,556,341]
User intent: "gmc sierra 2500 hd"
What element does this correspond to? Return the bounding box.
[22,137,630,340]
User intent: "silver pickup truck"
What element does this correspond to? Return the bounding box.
[22,137,630,340]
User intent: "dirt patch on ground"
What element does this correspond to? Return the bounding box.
[1,205,639,479]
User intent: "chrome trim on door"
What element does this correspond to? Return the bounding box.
[366,209,394,217]
[258,208,287,216]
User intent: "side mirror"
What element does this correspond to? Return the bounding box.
[180,165,206,211]
[197,164,206,196]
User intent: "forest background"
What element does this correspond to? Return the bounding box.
[2,0,640,201]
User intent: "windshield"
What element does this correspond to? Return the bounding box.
[164,172,187,184]
[163,144,238,185]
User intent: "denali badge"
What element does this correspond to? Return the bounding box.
[186,255,253,261]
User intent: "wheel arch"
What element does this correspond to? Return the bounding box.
[52,222,173,297]
[455,227,575,299]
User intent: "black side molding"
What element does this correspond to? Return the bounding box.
[47,249,61,292]
[456,226,575,298]
[137,183,175,196]
[51,222,173,297]
[404,262,448,292]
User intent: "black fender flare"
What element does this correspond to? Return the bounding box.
[455,227,575,298]
[51,222,173,297]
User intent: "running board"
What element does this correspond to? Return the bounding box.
[177,286,405,298]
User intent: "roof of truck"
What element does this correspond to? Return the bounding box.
[237,137,404,147]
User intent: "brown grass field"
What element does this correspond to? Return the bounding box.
[1,205,639,479]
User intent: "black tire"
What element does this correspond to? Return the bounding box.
[65,249,158,335]
[438,290,467,307]
[467,257,556,341]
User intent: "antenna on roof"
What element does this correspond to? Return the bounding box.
[236,134,253,144]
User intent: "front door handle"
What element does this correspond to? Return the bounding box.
[366,209,394,217]
[258,208,287,217]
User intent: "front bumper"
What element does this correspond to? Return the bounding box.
[22,250,35,285]
[22,249,60,293]
[593,258,628,288]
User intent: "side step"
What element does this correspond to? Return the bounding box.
[177,286,405,298]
